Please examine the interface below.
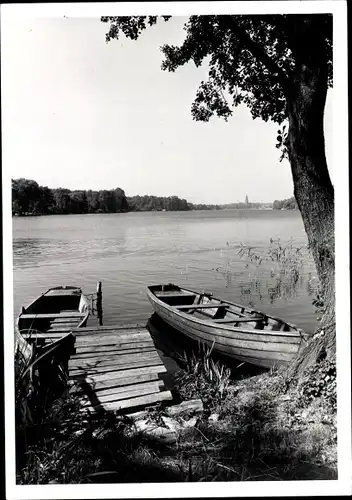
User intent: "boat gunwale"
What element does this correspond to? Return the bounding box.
[146,285,306,339]
[17,286,89,332]
[162,284,306,332]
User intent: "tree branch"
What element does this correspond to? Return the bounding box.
[227,16,291,94]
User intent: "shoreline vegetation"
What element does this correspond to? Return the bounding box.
[12,178,297,217]
[15,336,337,484]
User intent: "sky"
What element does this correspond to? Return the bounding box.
[2,13,333,205]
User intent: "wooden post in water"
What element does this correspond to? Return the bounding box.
[96,281,103,326]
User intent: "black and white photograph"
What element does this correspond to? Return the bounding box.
[2,1,350,498]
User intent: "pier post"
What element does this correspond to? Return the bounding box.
[96,281,103,326]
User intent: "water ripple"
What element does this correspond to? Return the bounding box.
[12,211,317,332]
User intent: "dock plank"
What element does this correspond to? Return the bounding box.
[74,341,155,354]
[70,365,167,383]
[71,377,165,394]
[69,357,161,376]
[74,340,153,350]
[71,363,167,383]
[69,359,166,379]
[82,390,173,414]
[70,349,161,362]
[80,380,163,398]
[73,324,144,333]
[71,347,157,359]
[23,332,73,340]
[71,372,162,393]
[69,351,161,368]
[83,329,149,336]
[81,381,163,406]
[75,329,150,339]
[75,334,152,346]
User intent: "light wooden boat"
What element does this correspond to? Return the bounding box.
[146,284,308,369]
[17,286,90,336]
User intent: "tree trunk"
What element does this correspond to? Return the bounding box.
[286,17,335,374]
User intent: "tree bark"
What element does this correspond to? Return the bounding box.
[286,17,335,373]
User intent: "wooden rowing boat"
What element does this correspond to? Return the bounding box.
[17,286,90,336]
[146,283,308,369]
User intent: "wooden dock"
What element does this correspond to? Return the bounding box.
[69,324,173,413]
[25,323,173,414]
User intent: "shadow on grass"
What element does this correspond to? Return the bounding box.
[16,387,337,484]
[16,401,186,484]
[182,410,338,481]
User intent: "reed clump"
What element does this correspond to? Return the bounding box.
[234,237,311,303]
[173,343,231,415]
[15,333,77,483]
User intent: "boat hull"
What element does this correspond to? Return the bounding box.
[17,286,90,336]
[147,286,306,369]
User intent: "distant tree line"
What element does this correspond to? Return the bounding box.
[12,178,128,216]
[12,178,295,216]
[220,202,264,209]
[127,195,191,211]
[189,203,222,210]
[12,178,205,216]
[272,196,298,210]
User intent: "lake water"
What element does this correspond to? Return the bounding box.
[12,210,319,335]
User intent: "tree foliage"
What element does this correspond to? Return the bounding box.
[101,15,332,128]
[273,196,298,210]
[127,194,190,212]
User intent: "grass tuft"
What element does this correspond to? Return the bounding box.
[173,343,231,414]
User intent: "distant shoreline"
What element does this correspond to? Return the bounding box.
[12,206,299,217]
[12,177,297,216]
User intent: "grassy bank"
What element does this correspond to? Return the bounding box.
[15,342,337,484]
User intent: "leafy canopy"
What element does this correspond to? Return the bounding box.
[101,15,332,126]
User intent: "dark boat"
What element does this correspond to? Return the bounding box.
[17,286,90,336]
[146,283,308,369]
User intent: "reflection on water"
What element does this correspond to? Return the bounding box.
[147,313,191,365]
[13,238,52,263]
[13,210,318,333]
[13,236,132,269]
[147,314,265,389]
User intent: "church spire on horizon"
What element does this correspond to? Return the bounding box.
[245,194,249,206]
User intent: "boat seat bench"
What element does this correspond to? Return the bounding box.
[175,303,268,325]
[176,304,228,310]
[212,316,266,324]
[175,303,259,313]
[155,292,197,299]
[20,312,86,319]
